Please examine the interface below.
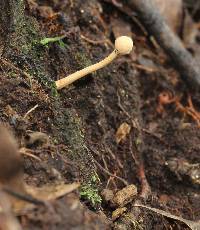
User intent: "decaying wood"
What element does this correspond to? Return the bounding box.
[128,0,200,91]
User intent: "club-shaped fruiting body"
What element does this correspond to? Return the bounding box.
[55,36,133,90]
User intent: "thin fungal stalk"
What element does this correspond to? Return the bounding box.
[55,36,133,90]
[56,50,118,90]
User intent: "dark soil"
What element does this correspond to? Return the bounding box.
[0,0,200,229]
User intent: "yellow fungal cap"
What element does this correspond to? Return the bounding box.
[115,36,133,55]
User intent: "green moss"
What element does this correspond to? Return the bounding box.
[53,101,95,184]
[57,109,85,147]
[50,82,59,97]
[4,0,53,89]
[80,173,102,207]
[53,104,97,183]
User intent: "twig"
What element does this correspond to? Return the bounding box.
[3,187,45,206]
[19,148,41,162]
[132,63,158,73]
[138,163,151,199]
[93,158,128,186]
[102,0,148,35]
[24,104,38,119]
[133,203,200,230]
[128,0,200,91]
[117,91,131,119]
[129,136,151,199]
[81,34,113,47]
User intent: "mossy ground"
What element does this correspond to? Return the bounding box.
[0,0,200,229]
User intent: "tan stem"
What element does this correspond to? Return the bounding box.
[56,49,118,90]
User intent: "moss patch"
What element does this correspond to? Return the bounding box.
[80,173,102,208]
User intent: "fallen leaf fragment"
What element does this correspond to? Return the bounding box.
[115,122,131,144]
[13,182,80,215]
[26,182,80,201]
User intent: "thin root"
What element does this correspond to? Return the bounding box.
[24,104,39,119]
[20,148,41,162]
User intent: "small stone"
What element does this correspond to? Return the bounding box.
[111,184,137,207]
[112,207,127,221]
[101,189,114,202]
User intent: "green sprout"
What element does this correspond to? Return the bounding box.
[80,174,102,207]
[40,35,66,48]
[80,185,102,206]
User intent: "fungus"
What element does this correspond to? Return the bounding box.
[55,36,133,90]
